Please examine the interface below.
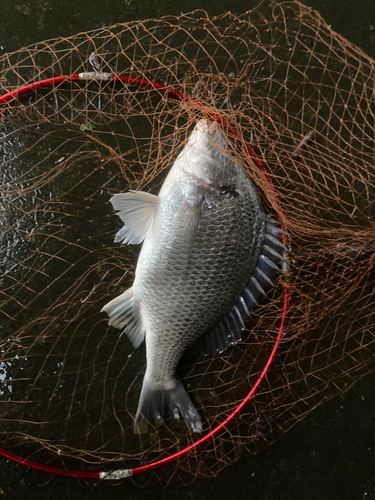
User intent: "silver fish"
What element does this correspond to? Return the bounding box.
[89,52,102,72]
[291,130,315,158]
[102,120,285,433]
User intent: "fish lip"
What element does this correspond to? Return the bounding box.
[178,119,226,159]
[192,119,226,149]
[177,120,239,190]
[195,118,209,132]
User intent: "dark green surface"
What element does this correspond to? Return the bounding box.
[0,0,374,57]
[1,373,375,499]
[0,0,374,499]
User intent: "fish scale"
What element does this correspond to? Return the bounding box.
[102,120,285,433]
[138,193,264,377]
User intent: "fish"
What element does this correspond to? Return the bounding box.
[291,130,315,158]
[89,52,102,72]
[102,119,286,434]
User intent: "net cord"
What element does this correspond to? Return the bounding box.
[0,74,289,479]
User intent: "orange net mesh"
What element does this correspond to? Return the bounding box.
[0,0,374,484]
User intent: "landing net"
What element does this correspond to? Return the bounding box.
[0,0,374,485]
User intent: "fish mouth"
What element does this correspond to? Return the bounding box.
[190,119,227,151]
[177,119,234,188]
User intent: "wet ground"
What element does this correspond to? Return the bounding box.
[1,372,375,500]
[0,0,374,499]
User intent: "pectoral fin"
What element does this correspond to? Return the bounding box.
[178,198,202,253]
[110,191,158,244]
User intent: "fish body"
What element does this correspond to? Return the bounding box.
[103,120,284,433]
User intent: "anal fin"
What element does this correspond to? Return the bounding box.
[101,287,145,348]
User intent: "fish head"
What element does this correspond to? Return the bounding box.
[177,120,243,191]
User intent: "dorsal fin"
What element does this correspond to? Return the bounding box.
[187,308,245,358]
[188,218,287,358]
[101,287,145,348]
[110,190,158,245]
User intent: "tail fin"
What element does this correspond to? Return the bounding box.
[134,373,202,434]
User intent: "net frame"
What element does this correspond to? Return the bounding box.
[0,73,290,479]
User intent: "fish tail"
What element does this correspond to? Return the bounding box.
[134,373,202,434]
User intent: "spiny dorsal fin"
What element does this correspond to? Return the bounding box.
[110,190,158,245]
[190,309,244,358]
[101,287,145,348]
[188,217,287,358]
